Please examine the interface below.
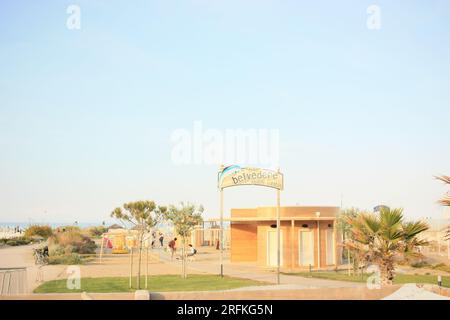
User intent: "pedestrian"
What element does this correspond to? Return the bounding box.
[159,233,164,247]
[168,237,177,260]
[151,232,156,249]
[187,244,197,257]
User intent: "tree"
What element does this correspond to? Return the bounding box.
[110,200,167,289]
[435,175,450,206]
[336,208,363,273]
[344,207,429,285]
[164,202,203,279]
[435,175,450,240]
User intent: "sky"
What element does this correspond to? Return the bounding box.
[0,0,449,224]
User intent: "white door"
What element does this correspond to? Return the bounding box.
[267,230,283,267]
[326,228,335,265]
[299,230,314,266]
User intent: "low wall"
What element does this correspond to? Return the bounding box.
[1,286,400,300]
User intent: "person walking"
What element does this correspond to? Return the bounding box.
[168,237,177,260]
[159,233,164,248]
[150,231,157,249]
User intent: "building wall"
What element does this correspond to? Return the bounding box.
[231,206,338,219]
[230,223,257,262]
[250,220,336,268]
[230,206,340,269]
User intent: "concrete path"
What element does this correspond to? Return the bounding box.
[157,248,364,289]
[1,245,362,295]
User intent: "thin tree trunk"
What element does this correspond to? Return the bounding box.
[182,236,187,279]
[137,231,143,289]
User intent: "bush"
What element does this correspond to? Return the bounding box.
[24,225,53,239]
[55,226,81,233]
[5,237,31,246]
[49,230,97,255]
[432,263,450,273]
[48,253,83,265]
[86,226,107,238]
[411,261,431,268]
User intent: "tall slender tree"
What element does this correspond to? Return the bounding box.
[111,200,167,289]
[164,202,203,279]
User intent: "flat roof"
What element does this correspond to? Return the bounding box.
[205,216,336,222]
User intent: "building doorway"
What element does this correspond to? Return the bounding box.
[267,230,283,267]
[298,229,314,266]
[326,228,335,265]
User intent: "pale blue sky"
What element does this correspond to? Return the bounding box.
[1,1,449,223]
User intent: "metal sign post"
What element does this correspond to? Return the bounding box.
[218,165,284,284]
[276,184,281,285]
[220,186,224,277]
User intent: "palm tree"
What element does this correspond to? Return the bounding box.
[344,207,429,285]
[435,175,450,241]
[435,175,450,206]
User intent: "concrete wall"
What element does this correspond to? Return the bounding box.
[1,286,400,300]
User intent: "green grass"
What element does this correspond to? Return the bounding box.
[33,274,267,293]
[284,271,450,288]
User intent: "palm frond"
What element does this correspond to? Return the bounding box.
[438,196,450,206]
[402,221,429,239]
[380,207,403,228]
[435,175,450,185]
[361,213,380,234]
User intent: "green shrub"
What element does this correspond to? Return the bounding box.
[54,226,81,233]
[432,263,450,273]
[48,253,83,265]
[48,229,97,255]
[85,226,107,238]
[5,237,31,246]
[411,261,431,268]
[24,225,53,239]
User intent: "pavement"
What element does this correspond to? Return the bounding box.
[156,247,365,289]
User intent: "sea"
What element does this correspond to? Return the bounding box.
[0,222,108,229]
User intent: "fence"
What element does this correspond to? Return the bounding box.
[0,267,28,295]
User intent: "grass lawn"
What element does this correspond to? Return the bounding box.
[284,271,450,288]
[34,274,267,293]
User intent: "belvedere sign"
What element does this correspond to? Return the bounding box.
[218,165,283,190]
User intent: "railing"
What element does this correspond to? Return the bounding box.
[0,267,27,295]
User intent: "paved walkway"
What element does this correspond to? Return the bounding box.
[0,244,67,293]
[1,245,362,294]
[157,248,364,289]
